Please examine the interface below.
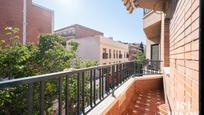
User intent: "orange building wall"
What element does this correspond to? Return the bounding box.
[165,0,199,113]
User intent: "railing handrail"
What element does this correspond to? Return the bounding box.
[0,60,138,89]
[0,60,161,89]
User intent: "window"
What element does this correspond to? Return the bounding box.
[102,48,108,59]
[119,51,122,58]
[116,50,118,58]
[103,48,106,53]
[113,50,115,59]
[151,44,159,60]
[109,49,111,59]
[126,53,129,58]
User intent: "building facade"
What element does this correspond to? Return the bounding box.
[0,0,54,44]
[55,24,129,65]
[123,0,199,113]
[128,43,145,61]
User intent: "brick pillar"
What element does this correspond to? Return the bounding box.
[160,13,170,67]
[164,19,170,67]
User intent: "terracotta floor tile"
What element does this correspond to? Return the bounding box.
[123,90,165,115]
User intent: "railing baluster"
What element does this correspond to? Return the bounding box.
[40,81,45,115]
[120,64,122,84]
[93,69,96,105]
[105,68,108,94]
[82,72,85,114]
[116,64,118,86]
[99,69,101,100]
[28,83,33,115]
[77,73,80,115]
[65,75,69,115]
[112,65,115,90]
[102,68,104,98]
[90,70,93,107]
[58,77,62,115]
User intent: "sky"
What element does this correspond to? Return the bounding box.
[33,0,147,44]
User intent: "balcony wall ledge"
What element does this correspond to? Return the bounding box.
[87,74,163,115]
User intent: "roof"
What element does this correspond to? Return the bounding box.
[55,24,103,34]
[32,2,54,13]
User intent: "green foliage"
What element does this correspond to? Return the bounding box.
[135,51,146,62]
[0,27,97,114]
[0,27,37,79]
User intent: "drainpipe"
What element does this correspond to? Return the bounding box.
[199,0,203,114]
[22,0,27,44]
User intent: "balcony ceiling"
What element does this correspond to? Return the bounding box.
[144,21,161,39]
[123,0,167,13]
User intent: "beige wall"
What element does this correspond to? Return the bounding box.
[68,36,101,62]
[99,36,129,65]
[65,35,129,65]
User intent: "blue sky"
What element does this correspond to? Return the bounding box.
[33,0,146,44]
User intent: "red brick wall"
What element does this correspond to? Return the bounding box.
[0,0,23,44]
[164,0,199,113]
[0,0,53,44]
[27,3,53,44]
[75,25,104,38]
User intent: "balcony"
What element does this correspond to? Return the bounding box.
[143,9,161,39]
[0,60,166,115]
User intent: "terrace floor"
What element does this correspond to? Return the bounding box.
[123,90,165,115]
[88,75,168,115]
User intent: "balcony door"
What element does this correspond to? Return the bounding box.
[151,44,159,60]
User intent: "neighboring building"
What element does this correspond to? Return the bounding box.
[128,43,145,61]
[55,24,129,65]
[123,0,199,113]
[0,0,54,44]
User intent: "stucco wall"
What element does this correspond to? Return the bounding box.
[74,36,101,62]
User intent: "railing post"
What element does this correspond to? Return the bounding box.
[28,83,33,115]
[99,69,102,100]
[112,65,115,90]
[93,69,96,105]
[65,76,69,115]
[40,81,45,115]
[82,72,85,114]
[101,68,104,98]
[116,64,119,86]
[58,77,62,115]
[90,70,93,107]
[77,73,80,115]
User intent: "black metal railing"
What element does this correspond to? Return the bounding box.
[0,60,161,115]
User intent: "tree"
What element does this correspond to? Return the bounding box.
[140,42,144,53]
[0,28,96,114]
